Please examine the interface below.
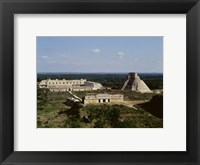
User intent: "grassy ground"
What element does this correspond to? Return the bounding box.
[37,89,163,128]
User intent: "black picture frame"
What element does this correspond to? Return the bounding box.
[0,0,200,164]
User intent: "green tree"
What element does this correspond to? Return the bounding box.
[108,108,120,127]
[66,103,82,119]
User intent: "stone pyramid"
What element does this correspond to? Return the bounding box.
[121,72,152,93]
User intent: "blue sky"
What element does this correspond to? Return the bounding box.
[37,36,163,73]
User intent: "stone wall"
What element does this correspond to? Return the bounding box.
[84,94,123,105]
[38,79,102,92]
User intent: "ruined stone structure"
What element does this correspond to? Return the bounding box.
[38,79,103,92]
[121,72,152,93]
[65,97,80,106]
[84,94,124,105]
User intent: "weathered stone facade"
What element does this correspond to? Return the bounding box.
[84,94,124,105]
[38,79,103,92]
[121,72,152,93]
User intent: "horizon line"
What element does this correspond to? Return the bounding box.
[37,72,163,74]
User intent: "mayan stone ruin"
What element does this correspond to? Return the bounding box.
[121,72,152,93]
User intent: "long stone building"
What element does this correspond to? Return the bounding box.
[38,79,103,92]
[84,94,124,105]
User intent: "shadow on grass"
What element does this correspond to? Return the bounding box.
[138,94,163,119]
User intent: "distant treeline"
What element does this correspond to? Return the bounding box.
[37,73,163,90]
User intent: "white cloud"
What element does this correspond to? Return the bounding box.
[92,48,100,54]
[41,55,49,59]
[117,51,125,59]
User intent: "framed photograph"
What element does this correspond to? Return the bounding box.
[36,36,163,129]
[0,0,200,164]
